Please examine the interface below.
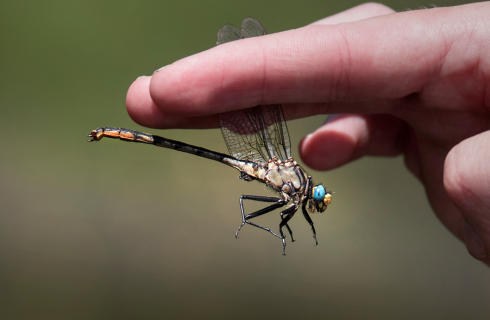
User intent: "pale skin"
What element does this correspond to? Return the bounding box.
[126,2,490,264]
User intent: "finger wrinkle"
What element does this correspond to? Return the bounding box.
[445,135,490,213]
[334,25,353,101]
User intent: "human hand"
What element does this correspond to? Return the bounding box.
[126,2,490,264]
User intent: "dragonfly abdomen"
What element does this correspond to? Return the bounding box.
[152,135,231,163]
[89,127,238,167]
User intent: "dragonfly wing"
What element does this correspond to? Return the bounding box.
[218,19,290,162]
[262,104,291,160]
[217,24,241,45]
[217,17,267,45]
[241,17,267,38]
[219,105,291,162]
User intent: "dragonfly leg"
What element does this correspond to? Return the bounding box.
[281,212,295,242]
[302,201,318,246]
[279,206,298,255]
[239,172,255,181]
[236,195,287,240]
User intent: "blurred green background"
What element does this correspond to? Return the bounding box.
[1,0,489,319]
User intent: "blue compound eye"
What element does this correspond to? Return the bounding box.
[313,185,325,201]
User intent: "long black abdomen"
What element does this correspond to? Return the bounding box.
[152,135,232,163]
[89,127,237,165]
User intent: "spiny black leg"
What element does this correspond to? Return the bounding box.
[236,195,287,239]
[241,195,284,203]
[279,206,297,255]
[281,213,295,242]
[302,201,318,245]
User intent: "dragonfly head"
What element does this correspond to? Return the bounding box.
[309,184,332,213]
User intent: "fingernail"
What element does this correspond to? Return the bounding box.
[463,220,487,259]
[136,75,148,79]
[325,114,341,124]
[154,65,169,73]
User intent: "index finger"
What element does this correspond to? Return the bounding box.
[128,3,484,129]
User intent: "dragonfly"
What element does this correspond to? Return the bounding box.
[88,17,332,255]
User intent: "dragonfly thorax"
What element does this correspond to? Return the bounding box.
[263,160,308,200]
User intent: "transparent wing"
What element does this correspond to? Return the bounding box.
[217,17,267,45]
[241,17,267,38]
[218,19,290,163]
[217,24,241,45]
[219,105,291,163]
